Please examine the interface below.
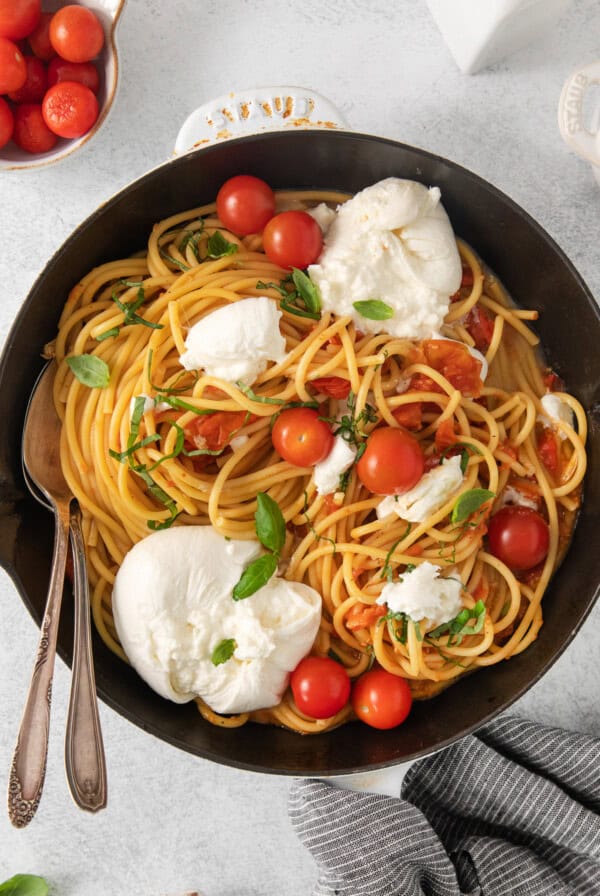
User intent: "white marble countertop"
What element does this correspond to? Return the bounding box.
[1,1,599,893]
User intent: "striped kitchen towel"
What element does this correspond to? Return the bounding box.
[288,716,600,895]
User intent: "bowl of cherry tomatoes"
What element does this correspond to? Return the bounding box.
[0,0,126,169]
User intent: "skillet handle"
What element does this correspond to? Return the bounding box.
[558,60,600,175]
[174,86,348,156]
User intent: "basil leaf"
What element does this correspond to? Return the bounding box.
[235,382,286,405]
[232,552,278,600]
[255,492,286,555]
[207,231,238,259]
[280,298,321,320]
[0,875,49,896]
[451,488,495,523]
[211,638,237,666]
[352,299,394,321]
[66,354,110,389]
[291,268,321,313]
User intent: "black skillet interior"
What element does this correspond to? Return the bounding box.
[1,130,599,774]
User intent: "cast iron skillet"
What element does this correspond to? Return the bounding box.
[1,130,599,775]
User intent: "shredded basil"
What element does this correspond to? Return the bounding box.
[111,281,164,332]
[379,524,413,581]
[211,638,237,666]
[257,271,321,320]
[66,354,110,389]
[95,326,120,342]
[352,299,394,321]
[159,247,190,271]
[427,600,486,646]
[207,231,238,258]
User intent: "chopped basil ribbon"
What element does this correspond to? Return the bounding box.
[235,381,318,410]
[232,553,278,600]
[379,524,413,581]
[95,326,120,342]
[255,492,286,554]
[66,354,110,389]
[0,875,49,896]
[232,492,286,600]
[427,600,486,646]
[159,248,190,271]
[211,638,237,666]
[207,231,238,258]
[179,224,204,261]
[352,299,394,321]
[451,488,495,523]
[441,441,483,475]
[111,281,164,332]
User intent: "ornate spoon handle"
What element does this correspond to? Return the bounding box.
[8,501,70,828]
[65,501,107,812]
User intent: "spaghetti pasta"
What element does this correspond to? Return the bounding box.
[50,186,587,733]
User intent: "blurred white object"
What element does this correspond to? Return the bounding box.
[558,60,600,187]
[425,0,573,74]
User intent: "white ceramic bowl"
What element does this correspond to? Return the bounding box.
[0,0,126,171]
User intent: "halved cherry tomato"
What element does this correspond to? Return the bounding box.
[487,505,550,571]
[216,174,275,236]
[0,0,40,40]
[291,656,351,719]
[356,426,424,496]
[27,11,54,60]
[263,210,323,270]
[8,54,47,103]
[352,668,412,729]
[13,102,56,153]
[309,376,351,400]
[466,305,495,352]
[0,36,27,93]
[49,5,104,63]
[185,410,250,453]
[272,407,333,467]
[0,96,14,148]
[422,340,483,398]
[42,80,99,138]
[537,427,559,476]
[392,402,423,431]
[47,58,99,93]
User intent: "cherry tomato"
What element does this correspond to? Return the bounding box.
[271,407,334,467]
[49,5,104,63]
[352,668,412,730]
[263,210,323,270]
[291,656,351,719]
[42,80,99,138]
[0,96,14,149]
[0,0,40,40]
[47,57,99,93]
[216,174,275,236]
[309,376,352,399]
[0,36,27,93]
[13,102,56,153]
[487,505,550,571]
[356,426,425,496]
[8,54,46,102]
[27,10,54,60]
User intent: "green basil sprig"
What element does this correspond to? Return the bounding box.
[0,875,49,896]
[232,493,286,600]
[352,299,394,321]
[66,354,110,389]
[451,488,495,523]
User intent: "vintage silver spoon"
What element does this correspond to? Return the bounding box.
[8,362,107,827]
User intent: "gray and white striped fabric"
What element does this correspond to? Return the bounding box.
[288,716,600,895]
